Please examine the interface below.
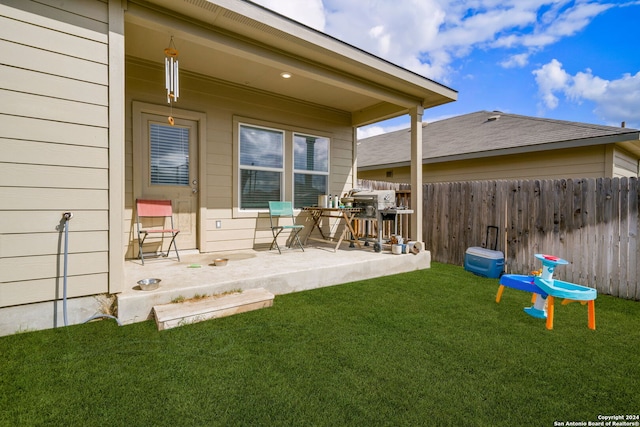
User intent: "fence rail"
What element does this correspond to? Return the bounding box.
[359,177,640,300]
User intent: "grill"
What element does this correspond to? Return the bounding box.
[352,190,396,218]
[351,190,407,252]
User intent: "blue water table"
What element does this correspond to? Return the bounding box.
[496,254,597,330]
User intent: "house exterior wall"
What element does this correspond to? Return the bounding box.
[125,59,355,257]
[613,147,639,178]
[359,145,613,183]
[0,0,112,313]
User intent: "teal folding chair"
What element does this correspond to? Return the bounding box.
[268,201,305,254]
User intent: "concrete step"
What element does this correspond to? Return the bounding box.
[153,288,274,331]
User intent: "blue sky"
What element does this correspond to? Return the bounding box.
[250,0,640,138]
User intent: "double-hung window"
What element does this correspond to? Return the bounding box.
[293,133,328,209]
[239,124,284,209]
[237,121,330,211]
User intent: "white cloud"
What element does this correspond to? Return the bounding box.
[493,2,614,68]
[533,59,640,127]
[500,53,530,68]
[533,59,570,109]
[357,123,409,140]
[322,0,450,80]
[567,69,608,101]
[250,0,639,129]
[251,0,620,81]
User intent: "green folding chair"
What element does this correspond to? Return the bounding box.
[268,201,305,254]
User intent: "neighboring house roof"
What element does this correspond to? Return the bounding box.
[358,111,640,170]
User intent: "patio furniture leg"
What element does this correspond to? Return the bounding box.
[168,235,180,261]
[270,228,284,254]
[287,227,305,252]
[303,210,324,245]
[138,231,147,265]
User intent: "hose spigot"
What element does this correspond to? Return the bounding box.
[63,212,73,221]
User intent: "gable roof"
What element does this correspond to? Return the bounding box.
[358,111,640,170]
[126,0,457,126]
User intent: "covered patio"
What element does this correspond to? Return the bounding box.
[0,0,456,335]
[118,242,430,325]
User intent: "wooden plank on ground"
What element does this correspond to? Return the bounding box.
[153,288,275,331]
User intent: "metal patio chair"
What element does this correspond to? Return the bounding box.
[136,199,180,265]
[268,201,305,254]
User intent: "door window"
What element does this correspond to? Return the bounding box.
[149,123,190,186]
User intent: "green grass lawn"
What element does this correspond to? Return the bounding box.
[1,263,638,427]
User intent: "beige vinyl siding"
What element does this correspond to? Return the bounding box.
[359,145,609,183]
[0,0,110,308]
[613,147,639,178]
[125,59,354,255]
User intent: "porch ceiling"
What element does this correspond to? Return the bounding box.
[125,0,457,127]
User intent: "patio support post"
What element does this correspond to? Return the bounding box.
[409,105,424,242]
[108,0,125,293]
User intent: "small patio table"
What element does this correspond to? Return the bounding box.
[302,207,362,252]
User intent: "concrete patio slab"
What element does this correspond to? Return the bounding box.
[118,243,430,325]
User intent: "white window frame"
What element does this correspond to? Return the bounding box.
[238,123,285,211]
[233,116,331,217]
[293,132,329,209]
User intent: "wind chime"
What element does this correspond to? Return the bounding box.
[164,36,179,126]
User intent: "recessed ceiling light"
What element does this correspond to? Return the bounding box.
[280,72,292,79]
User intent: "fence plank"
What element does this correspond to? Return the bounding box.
[611,178,622,297]
[584,179,597,288]
[602,178,614,295]
[569,178,581,283]
[539,180,554,270]
[631,178,639,300]
[619,177,629,298]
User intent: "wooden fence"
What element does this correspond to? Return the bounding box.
[359,178,640,300]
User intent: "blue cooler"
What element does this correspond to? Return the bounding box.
[464,246,504,278]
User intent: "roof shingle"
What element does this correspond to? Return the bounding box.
[358,110,639,168]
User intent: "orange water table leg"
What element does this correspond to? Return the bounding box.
[546,296,555,330]
[561,299,588,306]
[588,300,596,330]
[495,285,505,303]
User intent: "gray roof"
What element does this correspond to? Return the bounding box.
[358,110,640,169]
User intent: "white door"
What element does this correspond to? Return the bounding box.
[141,114,198,250]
